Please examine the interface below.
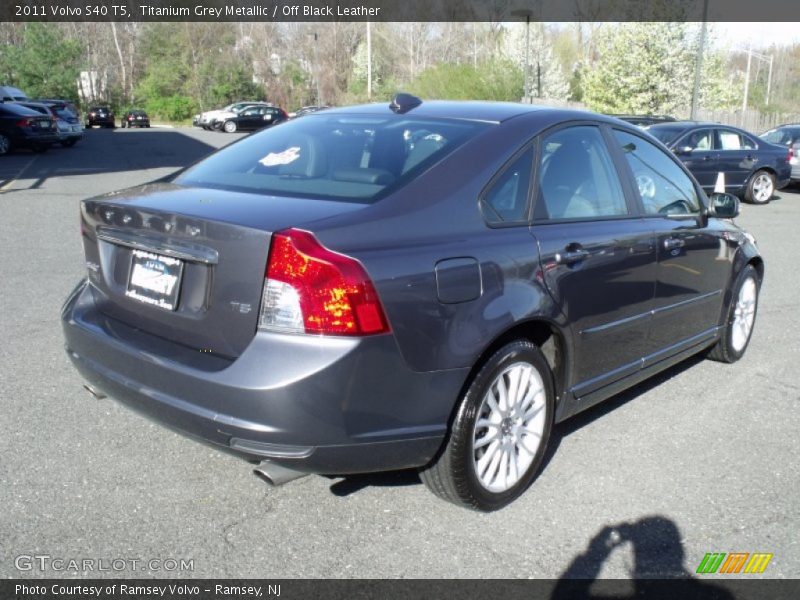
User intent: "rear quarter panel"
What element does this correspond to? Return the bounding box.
[312,114,566,374]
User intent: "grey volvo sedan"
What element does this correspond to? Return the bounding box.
[62,96,762,510]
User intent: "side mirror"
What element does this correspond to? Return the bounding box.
[708,192,740,219]
[674,146,693,155]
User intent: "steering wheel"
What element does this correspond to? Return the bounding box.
[635,173,656,199]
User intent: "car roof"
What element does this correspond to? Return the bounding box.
[314,99,607,125]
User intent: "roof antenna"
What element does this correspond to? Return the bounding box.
[390,93,422,114]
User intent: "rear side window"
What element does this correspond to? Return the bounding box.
[176,115,486,203]
[480,146,533,224]
[613,130,701,216]
[535,126,628,220]
[717,129,754,150]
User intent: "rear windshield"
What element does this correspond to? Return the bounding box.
[176,114,487,202]
[0,103,43,117]
[54,107,76,118]
[645,125,687,145]
[762,128,799,145]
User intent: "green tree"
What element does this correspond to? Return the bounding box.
[582,23,694,115]
[5,23,82,101]
[408,60,523,102]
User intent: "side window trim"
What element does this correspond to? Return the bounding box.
[531,121,639,224]
[478,140,536,228]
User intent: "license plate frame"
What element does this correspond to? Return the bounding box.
[125,249,184,311]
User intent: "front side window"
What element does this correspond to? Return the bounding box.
[535,126,628,220]
[678,129,713,151]
[176,115,486,203]
[481,146,533,224]
[613,129,701,216]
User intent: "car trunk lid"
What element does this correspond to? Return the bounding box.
[80,183,365,358]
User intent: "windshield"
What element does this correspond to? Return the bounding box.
[176,114,487,203]
[645,125,687,145]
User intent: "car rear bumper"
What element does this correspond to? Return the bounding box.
[61,280,463,474]
[14,131,59,147]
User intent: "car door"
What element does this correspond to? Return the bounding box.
[715,128,757,189]
[530,124,657,396]
[611,129,730,359]
[238,108,260,130]
[672,128,717,189]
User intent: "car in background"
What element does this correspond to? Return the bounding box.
[34,99,84,147]
[646,121,792,204]
[760,124,800,184]
[195,101,272,130]
[62,97,762,511]
[218,105,287,133]
[86,106,115,128]
[609,114,676,128]
[121,110,151,128]
[290,105,329,119]
[0,86,29,102]
[0,102,59,154]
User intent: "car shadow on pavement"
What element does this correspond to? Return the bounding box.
[327,353,708,498]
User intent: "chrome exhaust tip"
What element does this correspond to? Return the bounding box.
[253,460,307,486]
[83,384,107,399]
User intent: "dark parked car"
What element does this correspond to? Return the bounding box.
[121,110,151,128]
[0,101,59,154]
[760,124,800,184]
[86,106,115,128]
[62,97,762,510]
[609,114,676,128]
[219,105,288,133]
[646,121,791,204]
[291,105,329,118]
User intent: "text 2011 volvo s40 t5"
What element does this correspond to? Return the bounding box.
[62,96,763,510]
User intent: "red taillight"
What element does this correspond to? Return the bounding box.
[788,148,794,162]
[259,228,390,336]
[15,118,33,127]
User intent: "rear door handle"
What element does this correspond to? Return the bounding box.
[664,237,685,251]
[555,248,590,265]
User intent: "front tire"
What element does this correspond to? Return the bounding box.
[420,340,554,511]
[223,120,237,133]
[745,170,775,204]
[708,264,760,363]
[0,133,10,155]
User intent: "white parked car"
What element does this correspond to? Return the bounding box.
[195,101,272,130]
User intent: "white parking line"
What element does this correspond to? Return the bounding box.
[0,155,39,193]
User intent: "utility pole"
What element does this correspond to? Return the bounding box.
[690,0,709,120]
[366,21,372,100]
[741,43,752,126]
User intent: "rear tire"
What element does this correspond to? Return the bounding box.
[419,340,554,511]
[223,120,237,133]
[745,170,774,204]
[0,134,10,155]
[61,139,78,148]
[707,264,760,363]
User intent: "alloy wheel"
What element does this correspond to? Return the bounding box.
[472,362,547,493]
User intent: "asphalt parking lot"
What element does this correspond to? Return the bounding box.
[1,126,798,580]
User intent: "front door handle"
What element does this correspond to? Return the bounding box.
[664,237,685,251]
[556,248,590,265]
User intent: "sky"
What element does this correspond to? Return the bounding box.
[708,22,800,49]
